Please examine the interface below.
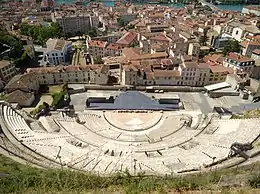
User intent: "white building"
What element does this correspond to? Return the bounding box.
[44,38,72,66]
[223,52,255,77]
[222,21,260,42]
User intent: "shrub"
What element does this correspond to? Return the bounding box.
[249,174,260,188]
[51,92,65,108]
[30,103,48,116]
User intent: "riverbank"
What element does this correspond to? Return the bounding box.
[55,0,253,12]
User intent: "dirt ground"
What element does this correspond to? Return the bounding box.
[22,95,53,113]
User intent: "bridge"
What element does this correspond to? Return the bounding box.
[198,0,220,12]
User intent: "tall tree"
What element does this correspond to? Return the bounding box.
[223,40,241,56]
[117,16,126,27]
[20,22,61,44]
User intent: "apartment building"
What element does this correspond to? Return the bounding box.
[178,62,210,86]
[152,70,180,85]
[26,65,109,85]
[0,60,17,82]
[106,44,122,57]
[86,40,107,58]
[207,65,233,85]
[121,64,138,85]
[222,21,260,42]
[44,38,72,66]
[121,57,233,87]
[51,12,94,36]
[241,41,260,57]
[223,52,255,77]
[86,39,123,58]
[121,64,180,86]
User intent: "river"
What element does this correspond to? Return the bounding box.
[56,0,247,12]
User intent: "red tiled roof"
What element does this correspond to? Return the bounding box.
[253,49,260,55]
[153,70,180,77]
[227,52,254,63]
[88,40,107,48]
[209,65,234,73]
[240,41,248,48]
[116,31,137,45]
[122,48,168,61]
[248,41,260,46]
[26,65,106,74]
[106,43,121,50]
[204,54,224,65]
[150,34,169,42]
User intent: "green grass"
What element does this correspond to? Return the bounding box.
[48,85,64,94]
[231,109,260,119]
[1,154,260,193]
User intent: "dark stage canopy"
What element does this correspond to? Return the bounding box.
[87,91,179,110]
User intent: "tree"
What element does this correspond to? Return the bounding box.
[86,28,97,37]
[19,22,61,45]
[130,41,138,48]
[0,25,23,58]
[93,56,104,64]
[117,16,126,27]
[223,40,241,56]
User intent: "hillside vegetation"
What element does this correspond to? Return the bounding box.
[1,154,260,193]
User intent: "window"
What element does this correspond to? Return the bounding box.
[236,30,239,35]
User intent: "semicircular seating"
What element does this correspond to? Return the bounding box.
[1,103,260,176]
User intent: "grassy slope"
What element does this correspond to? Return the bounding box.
[1,154,260,193]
